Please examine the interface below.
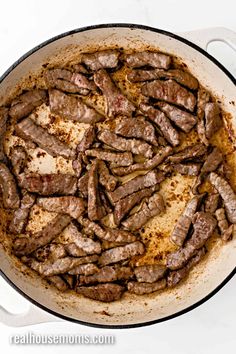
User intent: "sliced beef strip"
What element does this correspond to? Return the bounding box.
[73,64,89,74]
[140,103,180,147]
[85,149,133,167]
[156,102,197,133]
[47,275,68,291]
[94,69,135,117]
[114,116,159,146]
[128,68,199,90]
[72,156,82,178]
[37,196,85,219]
[15,118,75,159]
[124,51,171,69]
[191,173,206,195]
[201,147,223,173]
[113,185,159,225]
[97,129,153,158]
[68,263,99,275]
[99,241,145,266]
[215,208,229,236]
[65,243,88,258]
[167,212,216,270]
[142,80,196,112]
[13,214,71,256]
[34,243,66,262]
[49,89,103,124]
[76,283,125,302]
[81,50,120,71]
[78,171,89,197]
[99,190,112,214]
[221,224,235,242]
[122,192,165,231]
[18,173,77,195]
[88,160,106,221]
[196,88,210,145]
[0,107,8,161]
[108,170,163,203]
[127,279,166,295]
[98,160,117,191]
[9,193,35,234]
[209,172,236,223]
[65,223,101,255]
[9,89,47,120]
[134,264,167,283]
[172,163,201,176]
[0,162,20,209]
[204,102,222,139]
[44,68,96,94]
[9,146,27,176]
[204,192,219,214]
[168,143,207,164]
[76,126,95,153]
[112,146,173,176]
[79,265,132,284]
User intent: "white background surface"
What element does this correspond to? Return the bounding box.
[0,0,236,353]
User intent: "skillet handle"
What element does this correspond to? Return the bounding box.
[0,304,62,327]
[179,27,236,51]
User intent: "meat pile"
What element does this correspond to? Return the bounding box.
[0,48,235,303]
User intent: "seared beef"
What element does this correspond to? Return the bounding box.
[215,208,229,235]
[0,107,8,161]
[197,88,210,145]
[172,163,201,176]
[78,172,89,197]
[81,50,120,71]
[124,51,171,69]
[98,160,117,191]
[99,241,145,266]
[34,243,66,262]
[37,196,85,219]
[201,147,223,172]
[68,263,99,275]
[76,283,124,302]
[47,275,68,291]
[76,126,95,152]
[134,264,166,283]
[127,279,166,295]
[0,163,20,209]
[142,80,196,112]
[88,160,106,221]
[204,192,219,214]
[72,157,82,178]
[65,243,87,257]
[204,102,222,139]
[168,143,207,163]
[9,146,27,175]
[64,223,101,254]
[79,265,132,284]
[9,193,35,234]
[85,149,133,166]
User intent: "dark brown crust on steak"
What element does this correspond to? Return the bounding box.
[99,241,145,266]
[37,196,85,218]
[76,283,124,302]
[125,51,171,69]
[0,162,20,209]
[9,193,35,234]
[81,50,120,71]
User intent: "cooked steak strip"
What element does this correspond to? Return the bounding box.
[94,69,135,117]
[172,163,201,176]
[44,68,96,94]
[0,107,8,161]
[15,118,75,159]
[88,160,106,221]
[108,170,163,203]
[99,241,145,266]
[81,50,120,71]
[192,173,206,195]
[37,196,85,219]
[68,263,99,275]
[140,103,180,146]
[167,212,216,270]
[99,190,112,214]
[204,192,219,214]
[85,149,133,166]
[79,265,132,285]
[47,275,68,291]
[97,129,153,158]
[0,163,20,209]
[72,157,82,178]
[124,51,171,69]
[221,224,234,242]
[78,172,89,197]
[34,243,66,262]
[76,283,124,302]
[122,192,165,231]
[215,208,229,236]
[76,126,95,153]
[98,160,117,191]
[9,193,35,234]
[197,88,210,145]
[204,102,222,139]
[9,146,27,176]
[128,68,199,90]
[9,89,47,120]
[201,147,223,173]
[49,89,103,124]
[134,264,166,283]
[65,223,101,254]
[18,173,77,195]
[127,279,166,295]
[114,116,159,146]
[13,214,71,256]
[112,146,172,176]
[142,80,196,112]
[168,143,207,164]
[65,243,87,257]
[209,172,236,223]
[156,102,197,133]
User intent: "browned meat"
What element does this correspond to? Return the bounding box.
[108,170,163,203]
[81,50,120,71]
[114,116,159,146]
[85,149,133,166]
[79,265,132,284]
[142,80,196,112]
[134,264,166,283]
[209,172,236,223]
[9,146,27,176]
[114,185,159,225]
[215,208,229,235]
[94,69,135,117]
[13,214,71,256]
[172,163,201,176]
[0,107,8,161]
[68,263,99,275]
[9,89,47,120]
[127,279,166,295]
[112,146,172,176]
[49,89,103,124]
[44,68,96,95]
[88,160,106,221]
[218,161,232,181]
[204,192,219,214]
[15,118,75,159]
[65,223,101,254]
[221,224,234,242]
[97,129,153,158]
[37,196,85,219]
[65,243,87,257]
[99,190,112,214]
[34,243,66,262]
[47,275,68,291]
[201,147,223,172]
[156,102,197,133]
[98,160,117,191]
[18,173,77,195]
[78,216,106,239]
[78,172,89,197]
[168,143,207,164]
[128,68,199,90]
[204,102,222,139]
[76,283,124,302]
[72,156,82,178]
[99,241,145,266]
[197,88,210,145]
[122,192,165,231]
[9,193,35,234]
[76,126,95,153]
[167,212,216,270]
[0,163,20,209]
[140,103,180,146]
[124,51,171,69]
[73,64,89,74]
[191,173,206,195]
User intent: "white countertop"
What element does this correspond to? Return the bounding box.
[0,0,236,353]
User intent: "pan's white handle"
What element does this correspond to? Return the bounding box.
[179,27,236,52]
[0,304,62,327]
